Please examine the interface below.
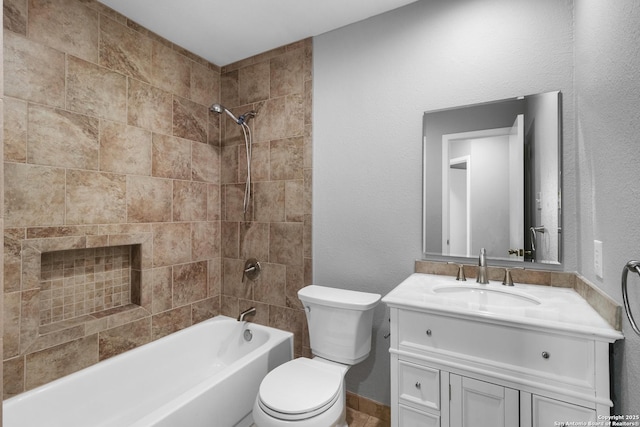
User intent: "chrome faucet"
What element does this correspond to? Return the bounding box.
[476,248,489,284]
[237,307,256,322]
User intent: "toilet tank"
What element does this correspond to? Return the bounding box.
[298,285,381,365]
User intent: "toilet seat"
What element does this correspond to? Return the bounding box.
[257,358,343,421]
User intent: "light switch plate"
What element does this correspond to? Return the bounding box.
[594,240,603,278]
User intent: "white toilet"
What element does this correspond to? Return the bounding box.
[252,285,381,427]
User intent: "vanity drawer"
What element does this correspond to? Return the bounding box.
[398,359,440,411]
[398,310,594,385]
[532,395,596,426]
[398,404,440,427]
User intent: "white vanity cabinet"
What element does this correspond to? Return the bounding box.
[383,271,625,427]
[387,307,611,426]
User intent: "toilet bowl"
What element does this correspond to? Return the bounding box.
[252,358,348,427]
[252,285,380,427]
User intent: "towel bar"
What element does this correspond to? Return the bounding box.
[622,260,640,336]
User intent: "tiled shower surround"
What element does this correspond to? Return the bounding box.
[3,0,312,398]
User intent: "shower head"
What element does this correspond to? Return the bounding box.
[210,103,241,124]
[210,103,256,125]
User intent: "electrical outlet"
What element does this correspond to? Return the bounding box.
[594,240,603,278]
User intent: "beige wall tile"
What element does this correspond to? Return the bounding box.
[4,232,22,293]
[98,317,151,361]
[270,223,303,266]
[221,69,239,108]
[208,258,222,297]
[25,334,98,391]
[254,95,305,142]
[4,0,28,35]
[269,305,305,356]
[173,261,208,307]
[151,305,191,340]
[127,79,173,135]
[28,104,99,170]
[29,0,98,62]
[191,61,219,106]
[19,289,40,353]
[126,175,172,223]
[222,221,239,259]
[254,181,285,222]
[238,61,270,105]
[152,133,191,180]
[192,221,220,261]
[173,96,207,143]
[285,265,305,309]
[270,137,303,180]
[241,140,269,182]
[191,296,220,324]
[270,48,304,98]
[3,292,21,358]
[222,257,252,300]
[192,142,220,183]
[5,163,65,227]
[152,222,191,267]
[151,267,172,314]
[254,262,286,306]
[207,183,221,221]
[99,15,152,83]
[3,356,25,399]
[208,111,221,146]
[4,31,65,108]
[100,120,152,175]
[66,56,127,123]
[221,144,239,184]
[240,221,269,261]
[151,41,190,99]
[4,97,27,162]
[65,170,127,224]
[173,180,208,222]
[223,183,248,222]
[285,180,304,222]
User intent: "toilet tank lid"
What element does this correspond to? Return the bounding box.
[298,285,381,310]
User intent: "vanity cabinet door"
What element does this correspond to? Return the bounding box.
[449,374,519,427]
[531,395,596,427]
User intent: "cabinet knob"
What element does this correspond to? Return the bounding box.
[426,329,432,336]
[541,351,550,359]
[415,381,421,389]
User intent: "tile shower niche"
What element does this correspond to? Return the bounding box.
[10,232,153,361]
[39,245,140,326]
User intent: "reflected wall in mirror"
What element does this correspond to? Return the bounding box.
[423,91,562,266]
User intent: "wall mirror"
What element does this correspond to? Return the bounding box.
[422,91,562,266]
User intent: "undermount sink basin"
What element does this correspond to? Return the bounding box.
[432,286,541,307]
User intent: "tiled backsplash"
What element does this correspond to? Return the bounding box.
[39,246,133,325]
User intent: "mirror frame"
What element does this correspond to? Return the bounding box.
[422,91,562,268]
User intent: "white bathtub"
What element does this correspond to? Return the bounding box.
[4,315,293,427]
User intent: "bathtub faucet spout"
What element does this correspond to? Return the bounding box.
[237,307,256,322]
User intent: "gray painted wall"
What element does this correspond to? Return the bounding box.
[575,0,640,415]
[314,0,640,414]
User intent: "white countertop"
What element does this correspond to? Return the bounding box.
[382,273,624,341]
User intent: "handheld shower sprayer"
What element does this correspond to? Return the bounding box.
[210,102,257,214]
[210,103,256,125]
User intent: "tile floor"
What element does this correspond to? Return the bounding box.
[250,408,390,427]
[346,407,391,427]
